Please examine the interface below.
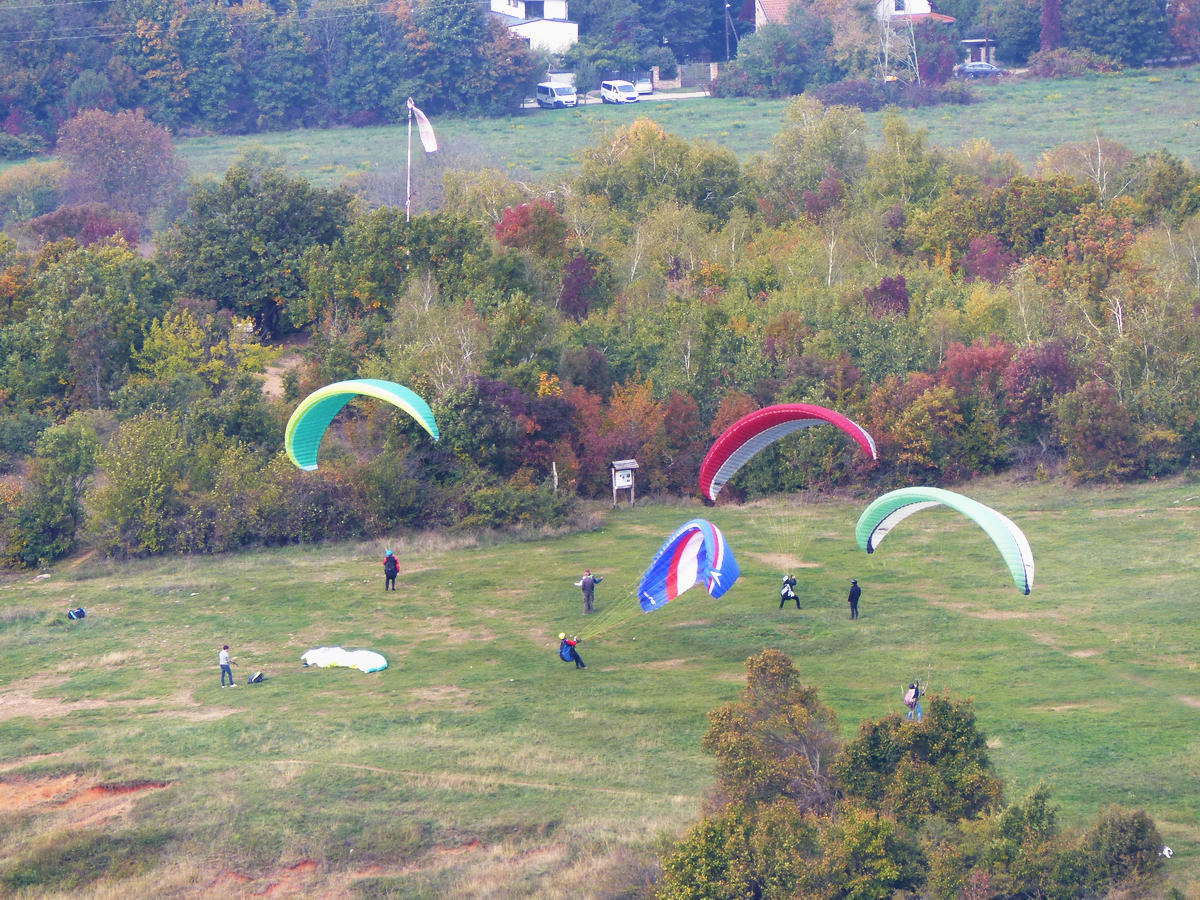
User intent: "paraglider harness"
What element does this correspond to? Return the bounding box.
[66,607,86,620]
[559,636,583,665]
[904,681,923,710]
[780,577,797,602]
[384,555,398,576]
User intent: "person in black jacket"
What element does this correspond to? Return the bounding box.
[847,579,861,619]
[779,574,799,609]
[383,550,399,591]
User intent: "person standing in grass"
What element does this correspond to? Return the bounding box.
[847,579,861,619]
[383,550,399,591]
[779,574,799,609]
[578,569,602,615]
[219,645,236,687]
[904,682,923,721]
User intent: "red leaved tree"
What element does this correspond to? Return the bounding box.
[56,109,185,217]
[493,200,567,257]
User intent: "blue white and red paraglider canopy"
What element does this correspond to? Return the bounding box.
[638,519,741,612]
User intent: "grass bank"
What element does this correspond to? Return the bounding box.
[169,66,1200,186]
[1,477,1198,896]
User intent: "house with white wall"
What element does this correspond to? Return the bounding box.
[754,0,952,28]
[873,0,954,23]
[488,0,578,54]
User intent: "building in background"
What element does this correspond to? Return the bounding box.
[488,0,579,54]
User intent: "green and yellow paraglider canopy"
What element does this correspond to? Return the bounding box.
[285,379,439,471]
[855,486,1035,594]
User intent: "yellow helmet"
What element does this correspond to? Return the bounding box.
[558,632,566,640]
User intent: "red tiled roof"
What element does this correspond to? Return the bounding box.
[757,0,792,25]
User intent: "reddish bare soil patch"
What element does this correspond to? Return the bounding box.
[56,780,170,808]
[208,859,323,897]
[0,775,170,828]
[1177,696,1200,709]
[0,774,84,811]
[260,859,320,896]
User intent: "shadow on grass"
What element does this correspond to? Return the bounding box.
[1,826,174,892]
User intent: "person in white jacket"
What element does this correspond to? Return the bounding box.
[219,645,237,687]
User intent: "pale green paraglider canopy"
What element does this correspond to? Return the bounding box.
[285,379,439,472]
[855,487,1035,594]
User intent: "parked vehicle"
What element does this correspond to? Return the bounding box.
[956,61,1005,79]
[634,76,653,95]
[600,80,639,103]
[537,82,578,108]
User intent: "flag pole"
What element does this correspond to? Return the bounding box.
[406,98,413,222]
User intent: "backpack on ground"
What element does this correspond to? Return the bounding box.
[248,671,265,684]
[67,607,86,620]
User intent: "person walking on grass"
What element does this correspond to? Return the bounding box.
[578,569,603,615]
[779,574,799,609]
[219,645,237,687]
[383,549,399,591]
[558,633,586,669]
[847,579,861,619]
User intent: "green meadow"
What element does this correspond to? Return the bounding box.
[168,66,1200,186]
[1,476,1199,897]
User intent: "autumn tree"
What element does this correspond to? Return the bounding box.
[703,649,841,813]
[1041,0,1064,49]
[55,109,185,218]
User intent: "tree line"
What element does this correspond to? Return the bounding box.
[717,0,1196,99]
[2,99,1200,566]
[0,0,543,148]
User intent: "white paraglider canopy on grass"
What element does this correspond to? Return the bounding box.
[301,647,388,673]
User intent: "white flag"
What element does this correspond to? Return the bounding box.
[407,98,438,153]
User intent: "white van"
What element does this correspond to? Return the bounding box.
[600,80,639,104]
[537,82,578,108]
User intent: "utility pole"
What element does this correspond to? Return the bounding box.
[724,2,731,60]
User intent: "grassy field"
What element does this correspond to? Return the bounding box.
[165,66,1200,186]
[1,476,1199,897]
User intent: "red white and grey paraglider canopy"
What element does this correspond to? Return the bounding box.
[698,403,878,502]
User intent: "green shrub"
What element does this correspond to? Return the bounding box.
[0,160,65,224]
[0,132,44,160]
[1082,806,1164,890]
[1026,48,1122,78]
